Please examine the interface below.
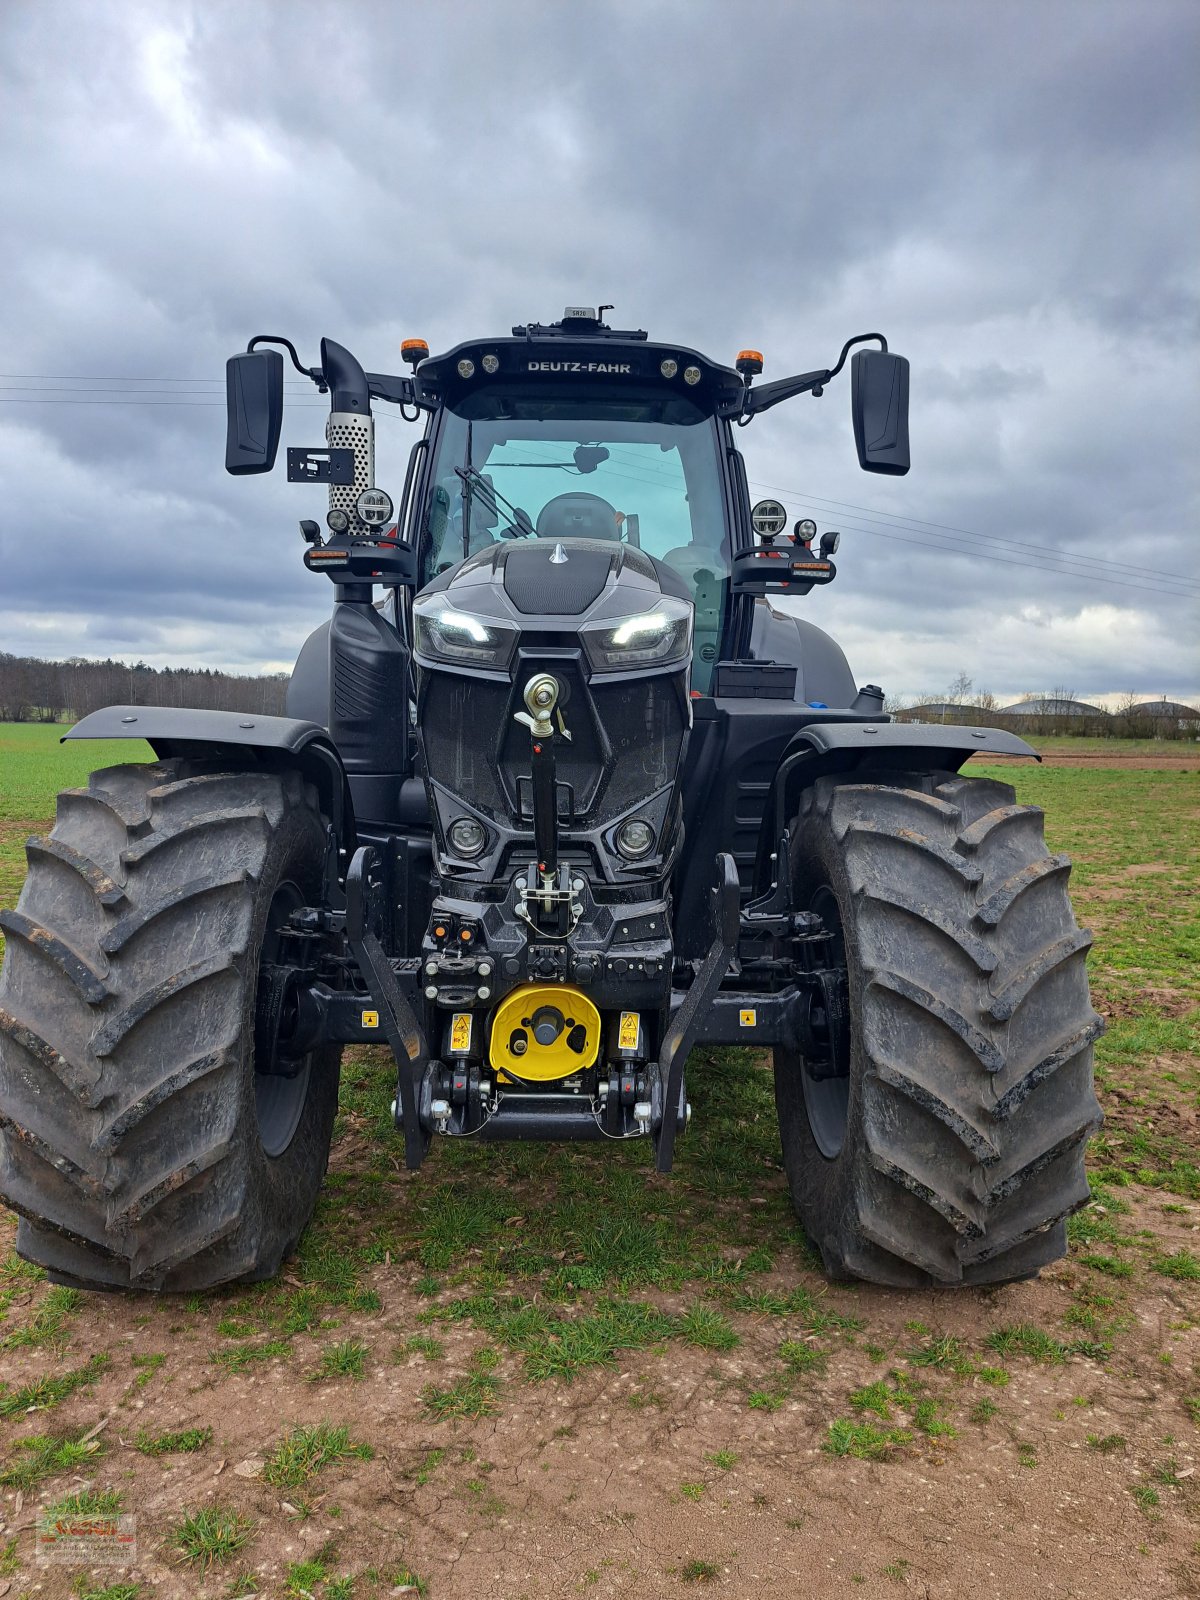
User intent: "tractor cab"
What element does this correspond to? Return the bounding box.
[413,345,736,690]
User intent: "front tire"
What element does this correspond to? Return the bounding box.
[774,770,1103,1287]
[0,760,341,1291]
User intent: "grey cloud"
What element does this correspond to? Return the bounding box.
[0,0,1196,702]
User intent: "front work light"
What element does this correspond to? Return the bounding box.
[448,816,488,856]
[616,818,655,859]
[580,595,693,671]
[412,596,518,668]
[751,499,788,539]
[457,358,476,379]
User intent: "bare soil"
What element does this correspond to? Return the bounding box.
[1,1164,1197,1600]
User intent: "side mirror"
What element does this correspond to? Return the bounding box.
[851,349,910,475]
[225,349,284,474]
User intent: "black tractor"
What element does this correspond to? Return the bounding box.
[0,308,1102,1292]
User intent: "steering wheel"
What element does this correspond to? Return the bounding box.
[535,492,622,541]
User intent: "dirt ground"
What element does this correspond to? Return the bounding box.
[0,1165,1197,1600]
[0,746,1196,1599]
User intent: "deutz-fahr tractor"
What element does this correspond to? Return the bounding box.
[0,308,1102,1292]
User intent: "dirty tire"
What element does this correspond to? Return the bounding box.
[0,760,341,1291]
[774,770,1103,1287]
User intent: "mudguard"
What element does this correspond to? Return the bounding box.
[63,705,354,851]
[756,719,1039,893]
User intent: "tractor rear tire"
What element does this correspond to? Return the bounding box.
[774,769,1103,1287]
[0,759,341,1291]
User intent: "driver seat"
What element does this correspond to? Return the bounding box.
[535,492,622,541]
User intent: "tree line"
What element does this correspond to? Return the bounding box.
[0,652,289,723]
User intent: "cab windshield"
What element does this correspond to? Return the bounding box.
[420,400,731,691]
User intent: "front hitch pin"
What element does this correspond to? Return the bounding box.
[514,674,570,917]
[514,673,560,739]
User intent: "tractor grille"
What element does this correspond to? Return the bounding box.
[420,664,686,831]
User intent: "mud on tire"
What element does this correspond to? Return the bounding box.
[774,770,1104,1287]
[0,760,342,1291]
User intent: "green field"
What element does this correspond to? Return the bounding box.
[0,722,1198,1591]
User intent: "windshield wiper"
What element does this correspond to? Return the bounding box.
[454,466,535,540]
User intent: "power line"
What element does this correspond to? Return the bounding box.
[3,378,1195,596]
[746,476,1200,588]
[598,446,1199,594]
[790,512,1193,600]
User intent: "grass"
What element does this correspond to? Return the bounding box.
[1,1284,81,1349]
[170,1505,255,1567]
[422,1348,503,1419]
[211,1336,293,1373]
[0,1431,103,1491]
[45,1485,123,1517]
[986,1325,1093,1364]
[398,1334,445,1360]
[681,1559,720,1583]
[0,739,1197,1574]
[313,1337,368,1380]
[72,1582,142,1600]
[263,1423,374,1488]
[678,1302,740,1350]
[1086,1432,1126,1452]
[824,1418,913,1461]
[1152,1249,1200,1281]
[0,1351,110,1416]
[424,1292,677,1381]
[134,1425,212,1455]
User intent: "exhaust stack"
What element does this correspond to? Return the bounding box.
[320,338,374,526]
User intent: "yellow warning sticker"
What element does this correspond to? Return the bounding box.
[361,1010,379,1030]
[450,1012,473,1054]
[739,1009,757,1028]
[618,1010,641,1050]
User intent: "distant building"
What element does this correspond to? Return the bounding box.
[1134,699,1200,730]
[896,701,979,723]
[998,697,1108,717]
[1135,698,1199,718]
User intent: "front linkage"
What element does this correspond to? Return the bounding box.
[254,827,850,1174]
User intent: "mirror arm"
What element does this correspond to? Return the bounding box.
[825,331,887,383]
[737,333,890,420]
[246,334,324,388]
[364,370,429,411]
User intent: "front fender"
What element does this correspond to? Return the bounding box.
[63,705,354,852]
[755,719,1039,894]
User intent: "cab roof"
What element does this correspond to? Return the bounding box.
[414,308,745,418]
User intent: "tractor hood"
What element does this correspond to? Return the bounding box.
[410,538,694,885]
[411,538,694,682]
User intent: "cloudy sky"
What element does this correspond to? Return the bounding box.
[1,0,1196,705]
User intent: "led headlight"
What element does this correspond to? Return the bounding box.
[412,595,518,667]
[457,358,475,379]
[660,358,678,379]
[448,816,487,856]
[616,818,655,859]
[580,594,693,672]
[481,353,500,374]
